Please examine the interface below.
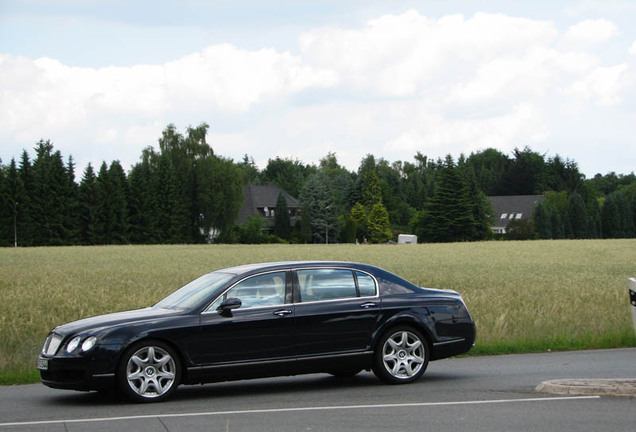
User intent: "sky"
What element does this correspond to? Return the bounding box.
[1,0,636,179]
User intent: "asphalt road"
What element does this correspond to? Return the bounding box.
[0,348,634,431]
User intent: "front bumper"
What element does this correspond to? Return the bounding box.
[37,346,120,392]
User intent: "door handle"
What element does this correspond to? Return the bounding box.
[360,302,377,309]
[273,309,292,317]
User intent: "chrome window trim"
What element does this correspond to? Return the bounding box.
[293,266,380,303]
[201,266,380,313]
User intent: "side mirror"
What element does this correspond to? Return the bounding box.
[217,297,242,315]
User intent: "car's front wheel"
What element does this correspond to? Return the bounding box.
[117,340,181,403]
[372,326,429,384]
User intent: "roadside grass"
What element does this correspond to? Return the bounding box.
[1,240,635,385]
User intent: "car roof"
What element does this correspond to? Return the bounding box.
[215,261,375,276]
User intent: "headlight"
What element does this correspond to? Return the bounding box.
[66,336,98,354]
[66,336,81,353]
[81,336,97,352]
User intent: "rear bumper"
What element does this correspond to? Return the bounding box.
[430,322,476,360]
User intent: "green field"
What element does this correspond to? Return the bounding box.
[2,240,635,385]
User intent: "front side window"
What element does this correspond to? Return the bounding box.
[297,269,357,302]
[209,271,286,310]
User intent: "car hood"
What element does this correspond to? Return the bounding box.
[52,307,184,336]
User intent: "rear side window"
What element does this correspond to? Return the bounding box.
[297,269,357,302]
[356,271,377,297]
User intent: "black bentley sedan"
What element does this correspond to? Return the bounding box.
[38,261,475,402]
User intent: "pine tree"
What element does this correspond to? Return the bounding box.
[31,141,67,245]
[533,202,552,239]
[17,151,35,246]
[367,202,392,243]
[465,168,493,240]
[128,159,158,244]
[94,162,113,244]
[600,191,636,238]
[63,156,80,244]
[78,164,100,245]
[300,173,338,243]
[1,159,22,246]
[107,161,130,244]
[0,161,9,246]
[273,192,291,240]
[154,155,185,244]
[418,155,474,242]
[361,170,382,211]
[350,202,367,242]
[550,210,565,239]
[567,193,588,239]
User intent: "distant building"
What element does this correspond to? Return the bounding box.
[487,195,544,234]
[237,184,302,231]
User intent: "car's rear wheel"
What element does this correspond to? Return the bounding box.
[117,340,180,403]
[372,326,429,384]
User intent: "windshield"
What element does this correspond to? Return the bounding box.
[153,272,234,311]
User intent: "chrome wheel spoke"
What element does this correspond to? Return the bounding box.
[407,340,422,353]
[131,354,146,369]
[387,338,401,351]
[126,345,176,398]
[383,353,398,363]
[147,347,157,363]
[156,355,171,369]
[157,370,175,381]
[381,330,426,380]
[127,369,144,381]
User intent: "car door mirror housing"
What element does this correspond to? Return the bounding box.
[218,297,242,314]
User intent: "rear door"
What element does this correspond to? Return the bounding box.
[292,268,380,357]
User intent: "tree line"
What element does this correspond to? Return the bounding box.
[1,123,635,246]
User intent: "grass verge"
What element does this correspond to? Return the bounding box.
[2,240,635,385]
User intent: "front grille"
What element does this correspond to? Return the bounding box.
[42,333,64,356]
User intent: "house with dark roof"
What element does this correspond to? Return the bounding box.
[237,184,302,231]
[487,195,544,234]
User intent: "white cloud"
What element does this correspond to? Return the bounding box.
[564,63,629,106]
[384,103,548,157]
[299,11,558,98]
[1,9,635,178]
[164,44,337,113]
[0,44,336,135]
[564,19,619,47]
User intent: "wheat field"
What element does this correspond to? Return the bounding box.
[1,240,635,384]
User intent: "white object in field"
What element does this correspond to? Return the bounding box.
[398,234,418,244]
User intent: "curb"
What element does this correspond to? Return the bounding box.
[536,379,636,398]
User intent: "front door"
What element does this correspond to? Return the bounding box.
[189,271,295,368]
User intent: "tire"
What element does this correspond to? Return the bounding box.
[372,326,429,384]
[117,340,181,403]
